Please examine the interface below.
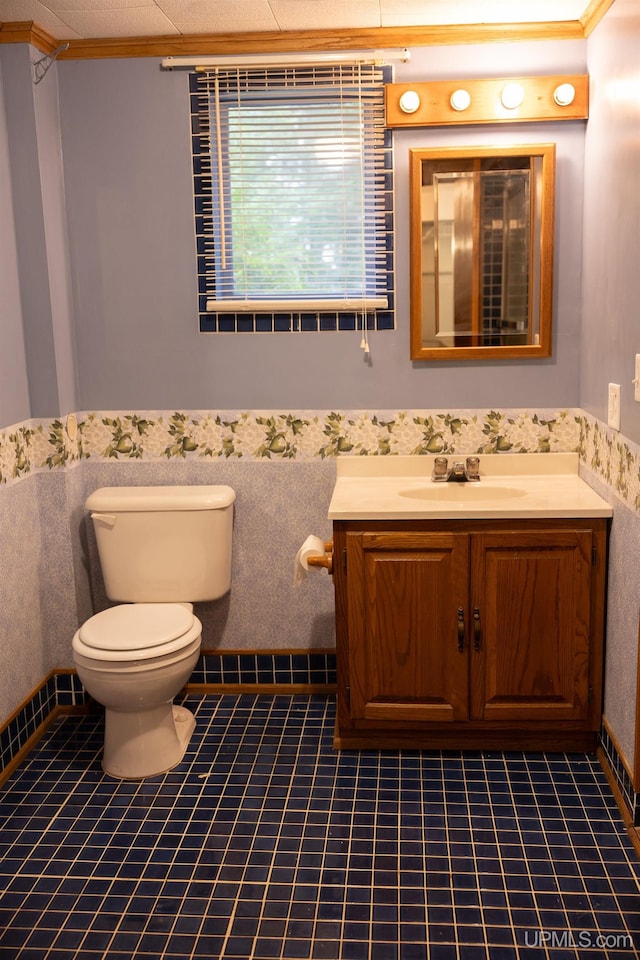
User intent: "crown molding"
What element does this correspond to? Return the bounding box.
[1,19,587,60]
[580,0,617,36]
[0,3,615,61]
[0,21,59,55]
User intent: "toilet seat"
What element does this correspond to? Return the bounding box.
[73,603,201,662]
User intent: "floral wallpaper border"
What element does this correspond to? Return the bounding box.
[0,407,637,511]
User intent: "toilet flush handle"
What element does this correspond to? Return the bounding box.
[91,512,117,528]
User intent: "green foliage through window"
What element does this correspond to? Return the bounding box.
[190,64,395,333]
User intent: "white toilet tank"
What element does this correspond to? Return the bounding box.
[86,485,235,603]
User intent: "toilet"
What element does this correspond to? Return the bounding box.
[72,485,235,779]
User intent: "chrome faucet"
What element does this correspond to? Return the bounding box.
[432,456,481,482]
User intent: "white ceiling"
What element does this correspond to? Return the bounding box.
[0,0,591,42]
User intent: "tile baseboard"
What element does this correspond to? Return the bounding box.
[0,671,87,785]
[599,718,639,825]
[191,648,337,689]
[0,651,337,781]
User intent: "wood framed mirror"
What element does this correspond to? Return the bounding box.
[409,144,555,361]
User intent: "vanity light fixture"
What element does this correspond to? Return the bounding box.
[450,88,471,111]
[399,90,421,114]
[500,82,526,110]
[553,82,576,106]
[385,75,588,127]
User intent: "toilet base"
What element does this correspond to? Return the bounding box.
[103,702,196,779]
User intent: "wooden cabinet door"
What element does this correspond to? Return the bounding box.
[470,529,593,722]
[346,531,470,723]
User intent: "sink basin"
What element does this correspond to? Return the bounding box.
[328,454,614,520]
[399,484,527,501]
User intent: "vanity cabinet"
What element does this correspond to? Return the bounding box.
[332,518,608,751]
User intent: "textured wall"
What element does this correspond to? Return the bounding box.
[0,405,637,773]
[79,458,337,655]
[1,7,637,769]
[0,479,46,723]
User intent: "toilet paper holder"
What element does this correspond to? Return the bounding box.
[306,540,334,574]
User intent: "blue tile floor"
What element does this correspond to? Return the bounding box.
[0,694,639,960]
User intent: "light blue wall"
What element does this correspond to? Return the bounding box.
[57,40,587,413]
[0,43,77,419]
[0,52,30,426]
[1,44,60,418]
[1,19,639,775]
[582,0,640,766]
[582,0,640,444]
[32,47,78,418]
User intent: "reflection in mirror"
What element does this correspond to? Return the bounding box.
[410,144,555,361]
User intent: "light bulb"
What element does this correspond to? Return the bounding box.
[450,89,471,111]
[553,82,576,106]
[399,90,421,114]
[501,82,525,110]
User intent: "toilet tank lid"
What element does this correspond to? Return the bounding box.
[86,485,235,512]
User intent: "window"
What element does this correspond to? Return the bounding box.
[190,63,394,333]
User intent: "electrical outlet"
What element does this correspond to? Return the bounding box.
[608,383,621,431]
[635,355,640,403]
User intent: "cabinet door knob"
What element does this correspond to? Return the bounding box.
[473,606,481,651]
[457,607,465,652]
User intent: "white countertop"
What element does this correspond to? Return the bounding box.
[328,453,613,520]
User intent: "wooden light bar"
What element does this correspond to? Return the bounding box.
[386,75,589,127]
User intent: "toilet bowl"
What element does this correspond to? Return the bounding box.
[72,603,202,779]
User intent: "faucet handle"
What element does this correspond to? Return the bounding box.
[465,456,480,481]
[432,456,448,481]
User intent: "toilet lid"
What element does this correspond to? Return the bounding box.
[79,603,194,652]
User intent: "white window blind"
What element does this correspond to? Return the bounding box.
[190,63,395,333]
